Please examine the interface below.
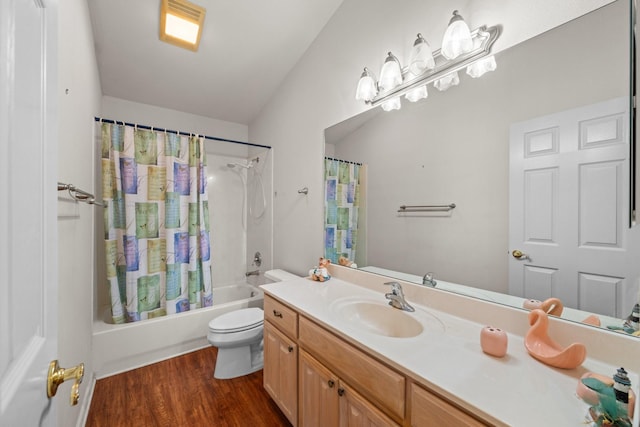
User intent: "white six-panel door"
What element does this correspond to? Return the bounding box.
[509,97,640,318]
[0,0,58,425]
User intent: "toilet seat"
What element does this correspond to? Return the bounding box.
[208,307,263,334]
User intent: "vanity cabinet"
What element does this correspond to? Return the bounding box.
[299,350,398,427]
[263,294,488,427]
[263,296,299,426]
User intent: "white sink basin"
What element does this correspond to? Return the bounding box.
[329,297,444,338]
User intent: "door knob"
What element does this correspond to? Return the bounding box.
[47,360,84,406]
[512,250,529,260]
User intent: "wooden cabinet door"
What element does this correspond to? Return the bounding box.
[339,382,400,427]
[299,350,340,427]
[264,321,298,426]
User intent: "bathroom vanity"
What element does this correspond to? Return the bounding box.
[261,267,640,426]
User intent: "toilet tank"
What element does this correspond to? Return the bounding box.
[264,269,300,283]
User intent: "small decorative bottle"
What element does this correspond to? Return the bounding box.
[613,367,631,409]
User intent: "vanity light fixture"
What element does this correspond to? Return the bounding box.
[441,10,474,60]
[354,11,500,111]
[159,0,206,52]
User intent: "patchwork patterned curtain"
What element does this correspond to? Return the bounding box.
[324,157,361,264]
[101,122,212,323]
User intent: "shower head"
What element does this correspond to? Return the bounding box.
[227,162,249,169]
[227,159,257,169]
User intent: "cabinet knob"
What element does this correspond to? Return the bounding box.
[288,345,294,353]
[337,387,345,397]
[328,380,335,388]
[273,310,283,318]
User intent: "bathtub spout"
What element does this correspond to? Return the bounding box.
[245,269,260,277]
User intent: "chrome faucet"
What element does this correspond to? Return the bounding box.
[384,282,415,312]
[245,269,260,277]
[422,272,437,287]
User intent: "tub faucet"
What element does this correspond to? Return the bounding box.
[245,269,260,277]
[384,282,415,312]
[422,272,437,287]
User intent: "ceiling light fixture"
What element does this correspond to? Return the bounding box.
[354,11,500,111]
[159,0,206,52]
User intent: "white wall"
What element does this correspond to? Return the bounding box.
[57,0,102,425]
[249,0,614,276]
[204,144,273,285]
[101,96,248,142]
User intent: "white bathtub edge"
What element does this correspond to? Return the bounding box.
[93,286,263,378]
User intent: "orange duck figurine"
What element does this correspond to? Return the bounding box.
[524,309,587,369]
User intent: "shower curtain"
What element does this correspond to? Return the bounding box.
[324,157,361,265]
[101,122,212,323]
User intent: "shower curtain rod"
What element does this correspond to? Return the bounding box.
[95,117,272,150]
[325,156,363,166]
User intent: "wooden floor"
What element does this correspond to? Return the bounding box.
[86,347,291,427]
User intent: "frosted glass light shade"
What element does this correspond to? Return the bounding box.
[355,68,378,102]
[466,55,497,78]
[381,96,401,111]
[433,71,460,91]
[441,11,473,60]
[408,34,435,75]
[405,85,428,102]
[378,52,403,92]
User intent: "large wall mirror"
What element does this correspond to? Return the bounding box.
[324,0,640,335]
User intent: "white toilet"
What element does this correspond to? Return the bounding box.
[207,269,300,379]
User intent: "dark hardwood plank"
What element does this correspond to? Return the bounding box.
[86,347,291,427]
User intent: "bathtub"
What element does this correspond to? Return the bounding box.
[93,282,265,378]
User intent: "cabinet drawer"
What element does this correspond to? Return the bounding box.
[410,383,487,427]
[264,295,298,339]
[298,316,405,422]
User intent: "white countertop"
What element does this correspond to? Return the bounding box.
[262,277,638,427]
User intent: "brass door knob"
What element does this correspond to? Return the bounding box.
[47,360,84,406]
[512,250,528,259]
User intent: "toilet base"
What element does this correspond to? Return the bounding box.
[213,340,264,379]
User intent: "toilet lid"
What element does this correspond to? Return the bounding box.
[209,307,264,333]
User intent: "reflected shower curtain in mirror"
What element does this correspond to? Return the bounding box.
[100,122,212,323]
[324,157,362,265]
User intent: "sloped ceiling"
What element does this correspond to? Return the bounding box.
[87,0,344,125]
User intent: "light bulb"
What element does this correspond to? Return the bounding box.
[355,67,378,102]
[408,34,435,75]
[466,55,497,78]
[404,70,428,102]
[381,97,401,111]
[405,85,428,102]
[441,11,473,60]
[433,71,460,91]
[378,52,403,92]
